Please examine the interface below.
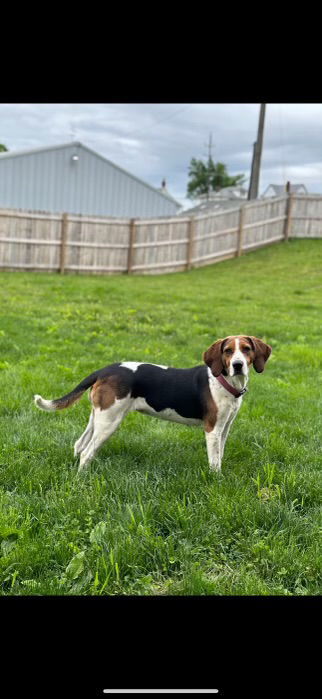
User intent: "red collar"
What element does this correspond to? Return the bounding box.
[215,373,247,398]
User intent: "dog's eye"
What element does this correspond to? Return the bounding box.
[243,346,251,353]
[225,348,233,355]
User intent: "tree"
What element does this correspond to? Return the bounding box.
[0,144,8,152]
[187,156,245,199]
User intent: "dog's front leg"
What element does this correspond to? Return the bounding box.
[205,427,222,472]
[220,413,236,461]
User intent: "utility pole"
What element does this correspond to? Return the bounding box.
[248,141,257,201]
[207,133,213,161]
[248,104,266,200]
[203,133,214,200]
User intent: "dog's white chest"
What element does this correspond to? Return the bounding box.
[207,368,242,426]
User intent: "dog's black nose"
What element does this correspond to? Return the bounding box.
[232,361,243,373]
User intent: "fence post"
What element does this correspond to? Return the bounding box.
[284,193,294,242]
[186,216,195,270]
[59,212,68,274]
[236,205,245,257]
[127,218,136,274]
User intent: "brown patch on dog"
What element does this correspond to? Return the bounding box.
[54,394,84,410]
[203,336,238,376]
[247,336,272,373]
[202,383,218,432]
[238,336,255,369]
[91,374,129,410]
[203,338,225,376]
[221,337,237,374]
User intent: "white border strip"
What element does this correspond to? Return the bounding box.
[103,691,219,695]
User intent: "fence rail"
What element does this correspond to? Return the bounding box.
[0,194,322,275]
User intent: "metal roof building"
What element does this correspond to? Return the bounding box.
[182,186,248,216]
[0,142,181,218]
[261,184,308,197]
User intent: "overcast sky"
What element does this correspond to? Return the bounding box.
[2,103,322,209]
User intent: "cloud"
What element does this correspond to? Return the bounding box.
[1,103,322,208]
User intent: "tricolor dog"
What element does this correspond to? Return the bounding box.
[34,335,271,473]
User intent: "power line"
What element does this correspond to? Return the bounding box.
[77,106,192,151]
[129,105,192,138]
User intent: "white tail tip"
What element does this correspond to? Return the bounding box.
[34,394,55,411]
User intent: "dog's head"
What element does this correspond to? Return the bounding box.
[203,335,272,377]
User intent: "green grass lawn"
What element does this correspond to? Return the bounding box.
[0,238,321,596]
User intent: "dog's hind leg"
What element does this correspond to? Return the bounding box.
[74,409,94,456]
[78,398,131,472]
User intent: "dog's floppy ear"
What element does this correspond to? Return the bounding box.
[203,338,226,376]
[248,336,272,373]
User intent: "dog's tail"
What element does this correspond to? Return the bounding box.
[34,369,100,412]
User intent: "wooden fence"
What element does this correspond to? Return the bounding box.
[0,194,322,276]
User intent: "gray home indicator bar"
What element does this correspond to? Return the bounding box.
[103,691,219,695]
